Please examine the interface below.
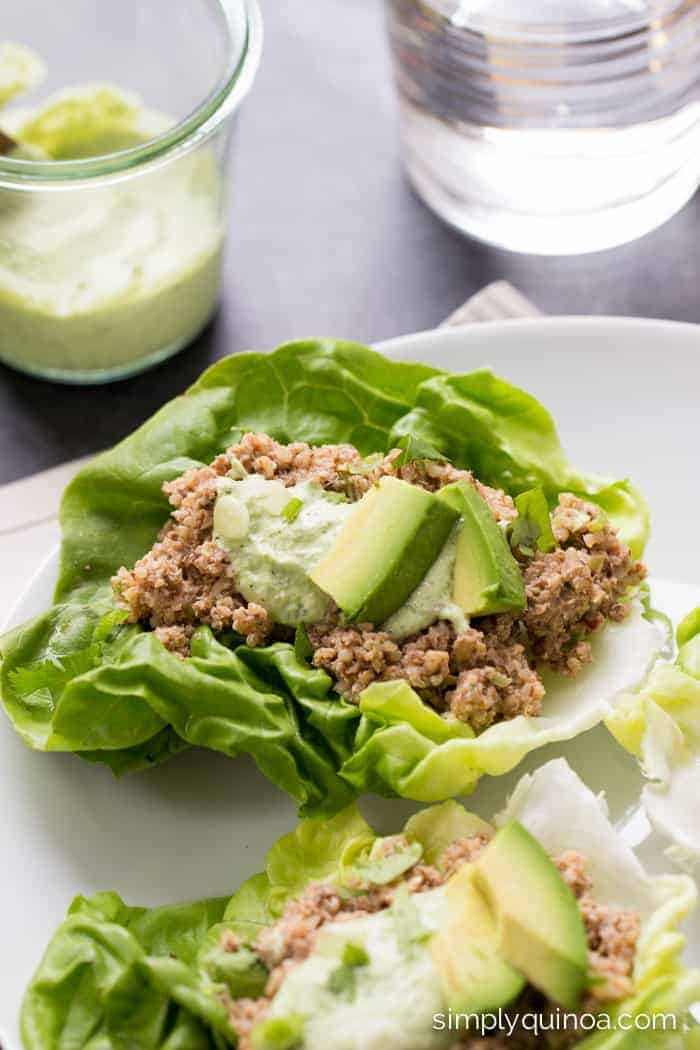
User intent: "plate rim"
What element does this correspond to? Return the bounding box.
[377,313,700,356]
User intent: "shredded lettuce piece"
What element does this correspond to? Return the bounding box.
[606,607,700,867]
[678,609,700,648]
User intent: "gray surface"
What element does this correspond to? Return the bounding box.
[2,0,700,485]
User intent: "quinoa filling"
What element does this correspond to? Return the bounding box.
[113,433,645,733]
[222,833,640,1050]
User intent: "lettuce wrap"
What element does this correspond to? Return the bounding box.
[0,340,661,815]
[22,760,700,1049]
[608,608,700,868]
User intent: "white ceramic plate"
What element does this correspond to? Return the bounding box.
[3,317,700,1048]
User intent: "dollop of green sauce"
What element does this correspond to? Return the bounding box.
[214,476,354,626]
[213,476,462,638]
[267,886,449,1050]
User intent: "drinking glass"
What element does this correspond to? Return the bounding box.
[385,0,700,254]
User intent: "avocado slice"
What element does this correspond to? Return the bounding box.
[437,481,525,617]
[472,822,588,1010]
[310,477,459,625]
[430,864,525,1015]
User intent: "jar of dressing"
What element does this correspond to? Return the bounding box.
[0,0,261,383]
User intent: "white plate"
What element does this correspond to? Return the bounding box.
[3,317,700,1048]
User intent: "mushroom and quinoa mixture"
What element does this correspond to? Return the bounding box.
[222,833,640,1050]
[113,433,645,733]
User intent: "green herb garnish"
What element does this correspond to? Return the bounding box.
[250,1015,305,1050]
[342,836,423,888]
[510,488,556,556]
[294,623,313,663]
[282,497,303,522]
[327,941,370,1000]
[394,433,445,468]
[10,608,128,704]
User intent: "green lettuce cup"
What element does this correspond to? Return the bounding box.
[0,339,663,815]
[21,760,700,1049]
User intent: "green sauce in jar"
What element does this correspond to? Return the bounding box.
[0,45,224,382]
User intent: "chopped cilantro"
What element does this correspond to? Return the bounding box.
[294,623,313,663]
[341,942,369,967]
[327,941,370,1001]
[282,497,303,522]
[394,433,445,468]
[511,488,556,556]
[343,836,423,888]
[250,1015,305,1050]
[9,608,128,704]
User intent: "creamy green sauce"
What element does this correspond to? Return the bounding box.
[268,887,450,1050]
[0,46,223,377]
[214,477,354,625]
[213,476,462,635]
[383,525,468,640]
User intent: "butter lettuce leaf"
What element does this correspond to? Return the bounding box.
[224,802,374,928]
[388,369,648,557]
[0,340,654,814]
[21,892,231,1050]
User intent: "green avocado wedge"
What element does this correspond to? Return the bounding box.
[430,864,525,1015]
[309,476,458,625]
[437,481,525,616]
[473,821,588,1010]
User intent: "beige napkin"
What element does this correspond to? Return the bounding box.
[0,282,539,623]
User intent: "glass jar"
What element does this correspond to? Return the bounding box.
[0,0,262,383]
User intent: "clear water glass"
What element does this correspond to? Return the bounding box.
[384,0,700,254]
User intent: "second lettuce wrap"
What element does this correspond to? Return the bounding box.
[22,760,700,1049]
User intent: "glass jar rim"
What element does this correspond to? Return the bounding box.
[0,0,262,185]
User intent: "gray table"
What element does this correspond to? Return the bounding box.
[2,0,699,485]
